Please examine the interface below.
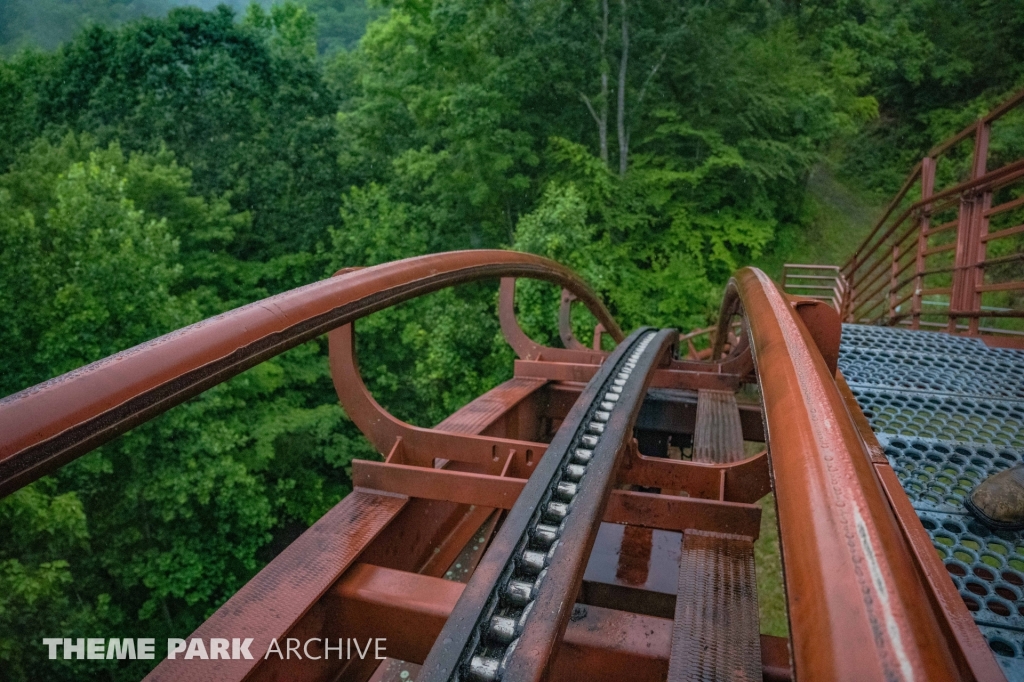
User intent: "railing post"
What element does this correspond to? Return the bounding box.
[888,244,900,323]
[968,122,991,334]
[912,157,935,329]
[949,121,990,334]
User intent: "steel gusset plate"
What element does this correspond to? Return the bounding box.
[416,327,677,682]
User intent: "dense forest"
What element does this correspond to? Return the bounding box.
[1,0,1022,679]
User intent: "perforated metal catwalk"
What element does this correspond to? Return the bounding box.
[842,324,1024,679]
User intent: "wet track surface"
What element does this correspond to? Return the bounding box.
[843,324,1024,679]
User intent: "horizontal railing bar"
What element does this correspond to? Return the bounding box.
[924,219,958,236]
[984,194,1024,218]
[843,163,923,274]
[892,289,915,310]
[858,272,896,310]
[783,263,841,270]
[848,229,911,291]
[982,223,1024,242]
[978,252,1024,268]
[949,309,1024,319]
[977,281,1024,293]
[892,255,917,281]
[923,243,956,256]
[846,156,1024,282]
[912,319,1024,335]
[926,88,1024,161]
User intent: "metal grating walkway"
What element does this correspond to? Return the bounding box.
[842,323,1024,679]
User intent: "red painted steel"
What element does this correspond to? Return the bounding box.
[0,250,621,497]
[834,88,1024,336]
[3,241,1003,682]
[834,372,1005,680]
[499,277,616,363]
[726,266,969,680]
[142,348,571,681]
[329,322,548,473]
[144,491,408,681]
[321,563,791,681]
[415,328,677,682]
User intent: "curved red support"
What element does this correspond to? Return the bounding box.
[328,322,547,474]
[0,250,621,498]
[558,289,589,351]
[498,278,614,364]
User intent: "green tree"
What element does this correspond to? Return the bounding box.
[0,138,371,681]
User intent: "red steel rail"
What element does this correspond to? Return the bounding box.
[840,88,1024,339]
[0,251,1004,681]
[723,269,1000,680]
[0,250,622,498]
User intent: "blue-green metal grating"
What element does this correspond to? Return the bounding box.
[842,323,1024,679]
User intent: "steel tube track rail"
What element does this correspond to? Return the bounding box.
[0,250,623,499]
[724,267,973,681]
[417,327,677,682]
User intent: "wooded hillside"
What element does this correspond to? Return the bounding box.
[1,1,1022,678]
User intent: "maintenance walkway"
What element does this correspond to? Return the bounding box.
[842,323,1024,679]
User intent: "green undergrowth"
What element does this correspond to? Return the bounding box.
[755,492,789,638]
[757,164,885,280]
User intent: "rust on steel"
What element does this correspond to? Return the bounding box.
[837,87,1024,335]
[834,372,1005,680]
[326,563,677,680]
[144,491,408,681]
[330,322,548,474]
[723,266,967,680]
[0,250,622,498]
[142,339,567,681]
[499,277,615,364]
[6,242,997,682]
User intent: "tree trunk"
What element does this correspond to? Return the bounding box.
[616,0,629,177]
[581,0,610,166]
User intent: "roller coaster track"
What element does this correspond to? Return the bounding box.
[1,91,1023,682]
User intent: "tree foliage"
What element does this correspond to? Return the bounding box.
[1,1,1019,679]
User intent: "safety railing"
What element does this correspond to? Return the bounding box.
[842,88,1024,336]
[781,264,848,312]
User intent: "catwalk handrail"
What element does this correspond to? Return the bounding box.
[0,250,624,498]
[841,87,1024,335]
